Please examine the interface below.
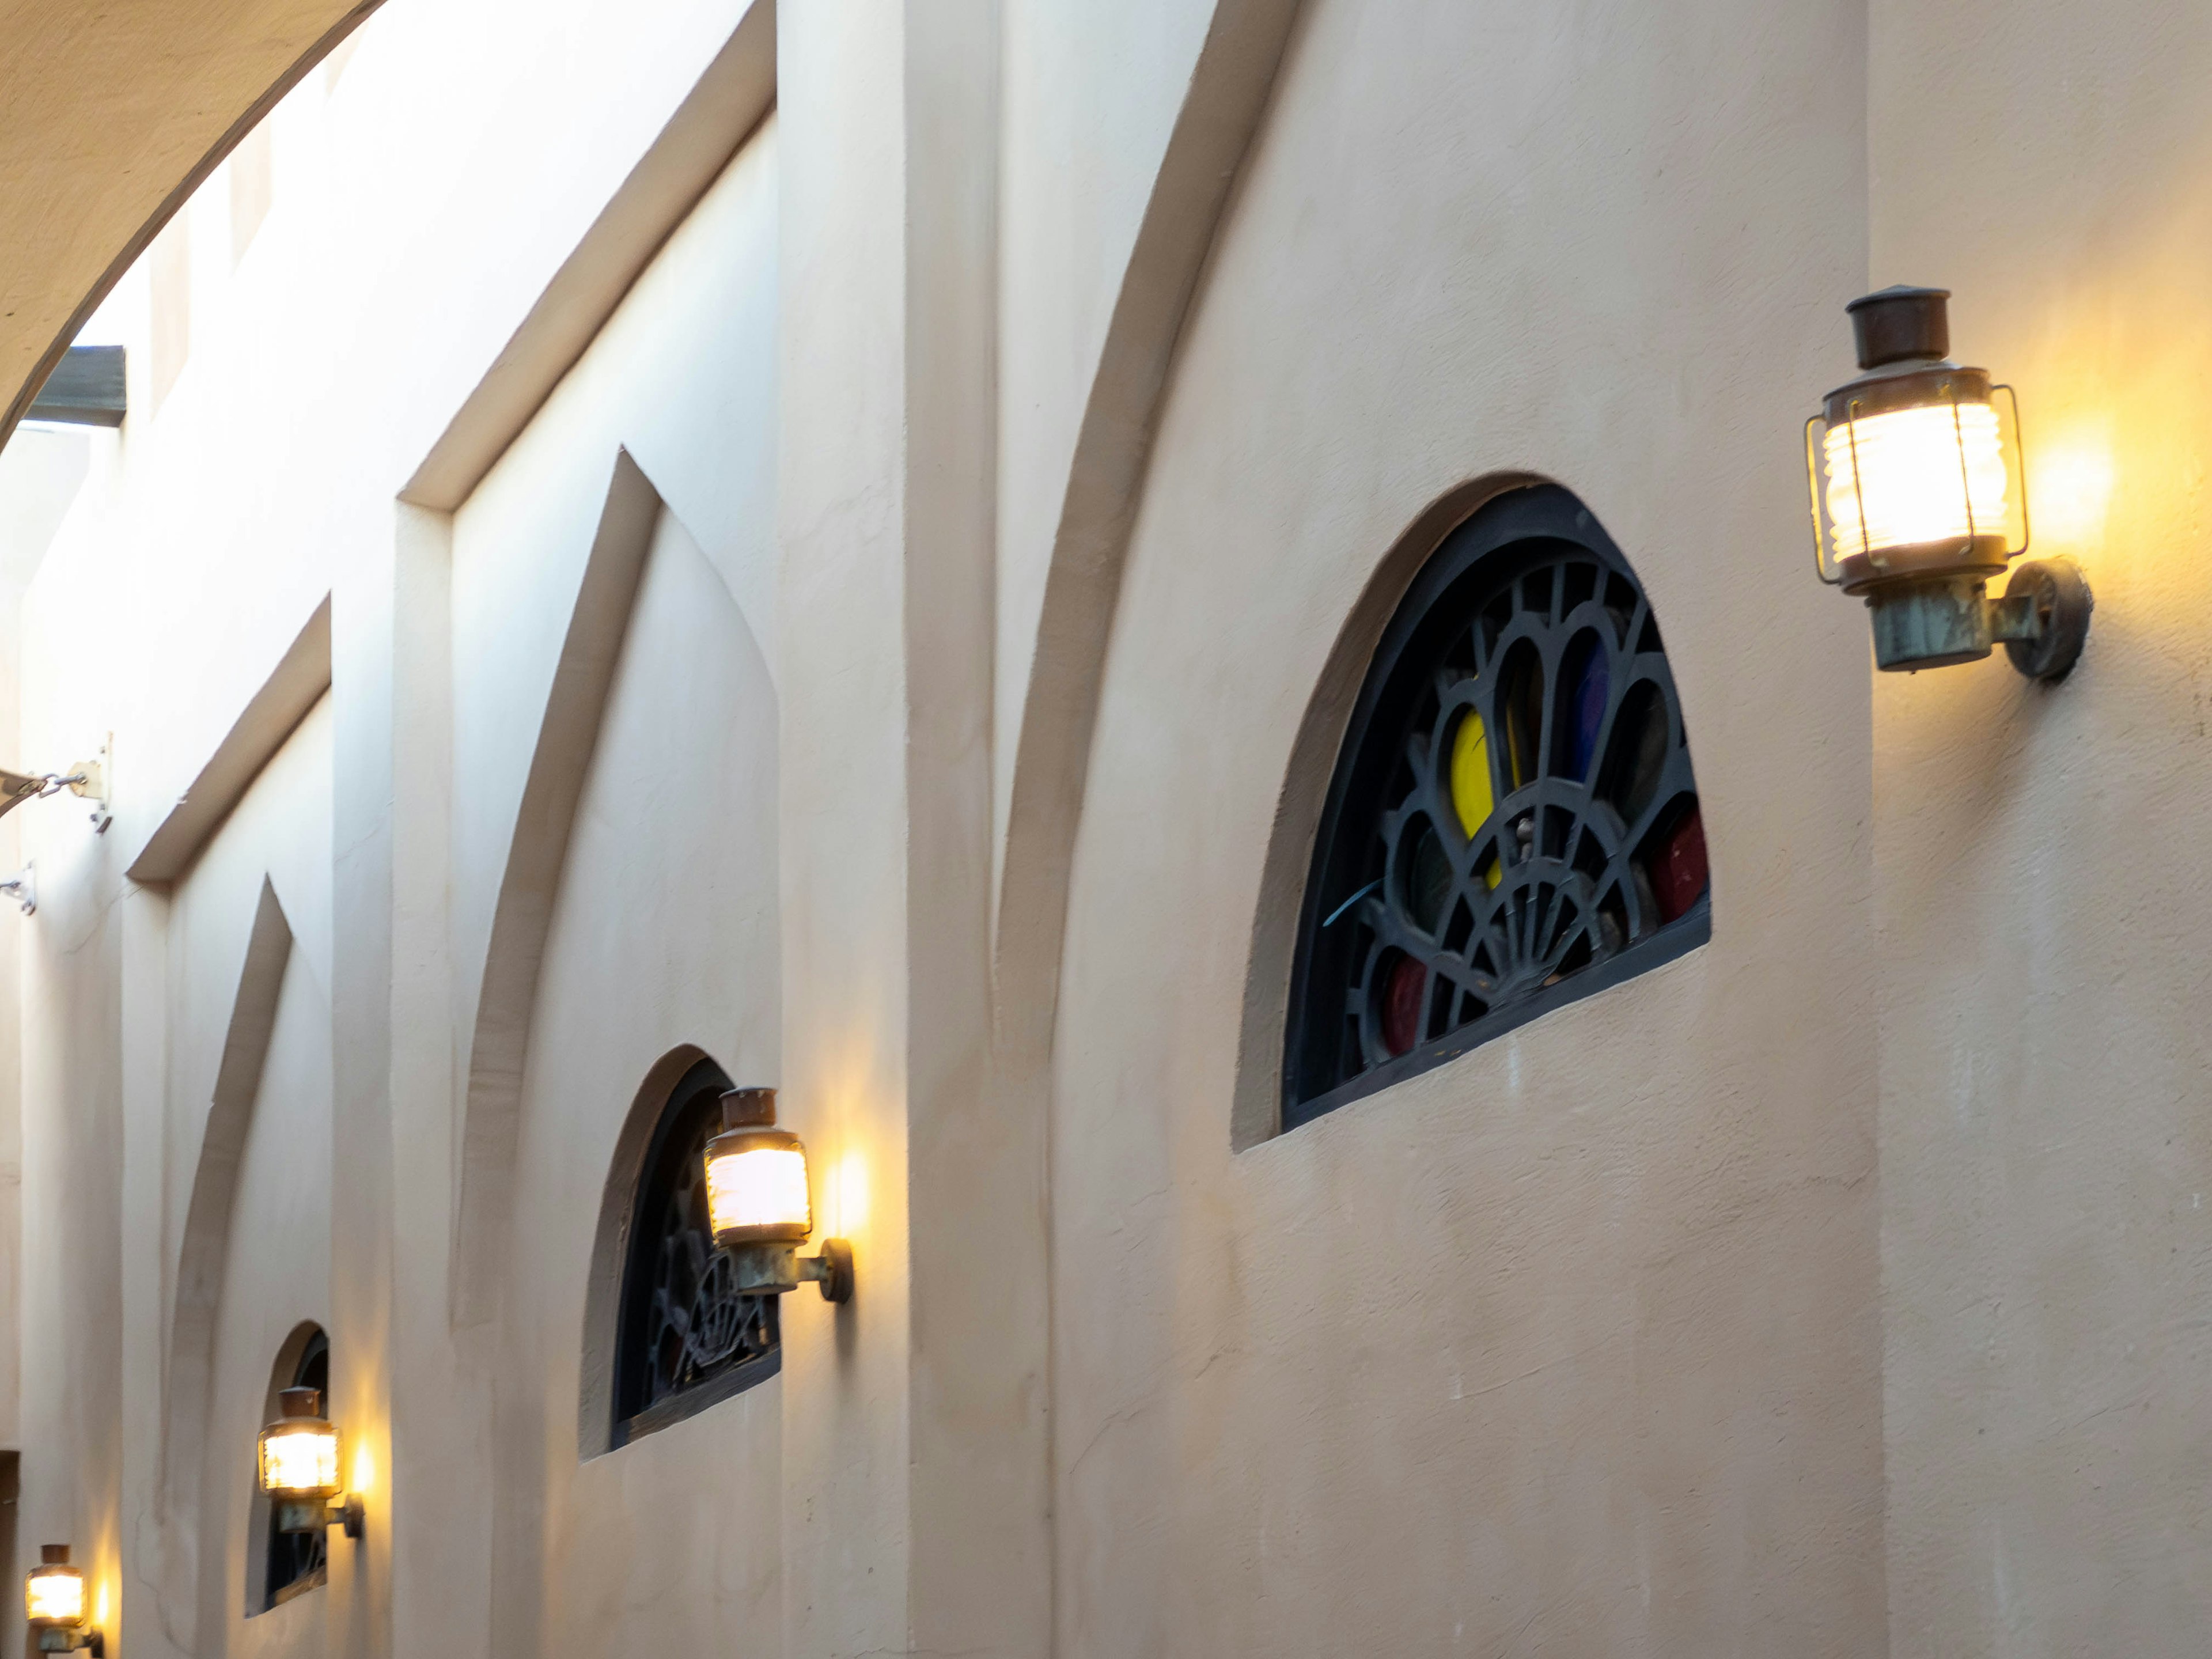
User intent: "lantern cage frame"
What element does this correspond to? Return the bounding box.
[257,1387,366,1540]
[703,1088,854,1304]
[25,1546,100,1655]
[1804,285,2092,680]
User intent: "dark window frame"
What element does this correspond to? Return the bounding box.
[260,1328,328,1611]
[1282,484,1711,1129]
[610,1056,779,1449]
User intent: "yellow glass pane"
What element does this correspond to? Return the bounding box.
[1450,712,1494,838]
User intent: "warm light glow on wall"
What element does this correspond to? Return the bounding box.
[832,1146,869,1236]
[2031,427,2115,548]
[93,1584,108,1626]
[353,1444,376,1495]
[260,1421,341,1495]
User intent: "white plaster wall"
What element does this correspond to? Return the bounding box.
[29,0,759,882]
[994,0,1215,858]
[773,10,918,1653]
[1052,0,1879,1652]
[15,405,134,1658]
[29,0,2212,1653]
[5,6,778,1653]
[162,706,334,1322]
[497,506,781,1658]
[438,111,782,1659]
[0,425,86,1456]
[450,119,779,1049]
[206,945,332,1659]
[1870,0,2212,1649]
[165,699,334,1659]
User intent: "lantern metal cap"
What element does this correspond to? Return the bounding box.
[277,1386,322,1419]
[1846,285,1950,368]
[719,1086,776,1131]
[38,1546,67,1567]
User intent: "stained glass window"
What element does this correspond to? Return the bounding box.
[1283,485,1711,1128]
[611,1056,779,1448]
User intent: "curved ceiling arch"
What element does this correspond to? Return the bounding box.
[0,0,384,446]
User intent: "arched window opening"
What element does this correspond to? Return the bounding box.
[258,1325,328,1611]
[1283,484,1711,1129]
[611,1055,779,1448]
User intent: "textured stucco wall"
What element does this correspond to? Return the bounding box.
[1052,0,1880,1650]
[1871,0,2212,1650]
[494,506,782,1659]
[171,701,333,1658]
[7,8,783,1656]
[0,428,81,1464]
[18,0,2212,1653]
[994,0,1214,869]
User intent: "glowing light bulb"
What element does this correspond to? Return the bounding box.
[1822,399,2009,558]
[705,1140,812,1241]
[260,1420,340,1496]
[25,1550,85,1627]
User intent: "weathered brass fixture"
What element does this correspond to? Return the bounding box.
[25,1545,101,1654]
[259,1387,367,1539]
[703,1088,854,1303]
[1805,286,2090,679]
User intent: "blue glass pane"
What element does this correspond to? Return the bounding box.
[1563,635,1608,781]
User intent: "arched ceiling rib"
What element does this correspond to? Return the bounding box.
[0,0,384,447]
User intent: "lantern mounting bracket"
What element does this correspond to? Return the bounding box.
[1862,556,2091,680]
[720,1238,854,1304]
[278,1493,366,1540]
[36,1631,101,1656]
[1993,556,2093,681]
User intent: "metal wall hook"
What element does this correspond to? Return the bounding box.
[0,867,35,916]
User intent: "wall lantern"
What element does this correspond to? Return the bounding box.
[258,1387,366,1539]
[25,1544,101,1654]
[1806,285,2092,679]
[703,1087,854,1303]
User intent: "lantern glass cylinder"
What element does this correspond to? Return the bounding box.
[704,1128,812,1245]
[1808,369,2026,586]
[25,1547,85,1627]
[259,1387,341,1498]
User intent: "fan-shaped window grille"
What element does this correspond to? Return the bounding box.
[612,1055,778,1448]
[261,1327,327,1610]
[1283,485,1711,1128]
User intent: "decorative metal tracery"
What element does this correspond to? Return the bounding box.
[613,1057,778,1445]
[1283,485,1711,1128]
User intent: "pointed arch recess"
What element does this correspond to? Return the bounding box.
[158,876,294,1651]
[450,448,662,1327]
[993,0,1307,1154]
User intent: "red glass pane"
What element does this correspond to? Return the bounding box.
[1652,804,1709,923]
[1381,955,1426,1056]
